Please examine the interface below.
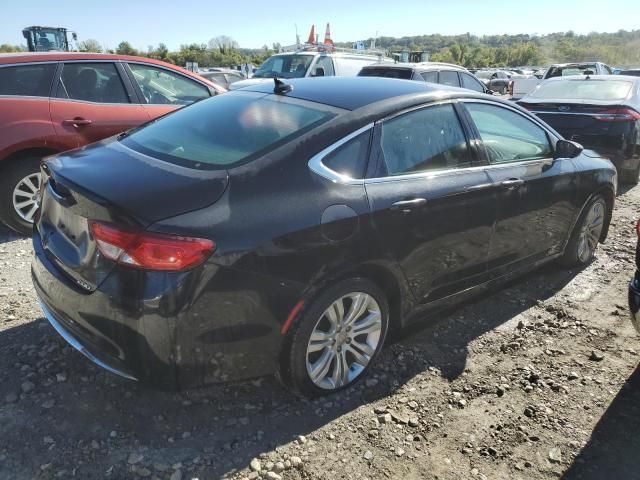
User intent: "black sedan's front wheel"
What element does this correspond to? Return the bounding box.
[561,195,607,267]
[281,278,389,397]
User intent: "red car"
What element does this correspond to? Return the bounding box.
[0,52,225,234]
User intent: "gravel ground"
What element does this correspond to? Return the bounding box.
[1,185,640,480]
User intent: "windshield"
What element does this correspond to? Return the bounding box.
[31,29,67,51]
[253,55,314,79]
[546,64,597,78]
[529,80,634,101]
[121,92,338,169]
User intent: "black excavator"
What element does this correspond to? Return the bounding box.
[22,26,78,52]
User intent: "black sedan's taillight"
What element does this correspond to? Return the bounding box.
[90,221,215,271]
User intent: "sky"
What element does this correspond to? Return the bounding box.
[1,0,638,51]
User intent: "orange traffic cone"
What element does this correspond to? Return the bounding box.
[324,23,334,47]
[307,25,315,45]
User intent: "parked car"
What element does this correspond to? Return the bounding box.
[358,62,491,94]
[229,51,391,90]
[533,68,547,79]
[198,68,245,89]
[619,69,640,77]
[518,75,640,183]
[629,220,640,333]
[0,52,225,234]
[475,70,513,94]
[33,76,616,396]
[511,62,613,100]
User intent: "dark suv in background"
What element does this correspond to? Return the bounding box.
[358,62,492,94]
[0,52,225,234]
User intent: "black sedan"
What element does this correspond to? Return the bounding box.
[518,75,640,184]
[32,77,616,397]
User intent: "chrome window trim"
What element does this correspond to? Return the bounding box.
[48,98,144,107]
[308,97,562,186]
[0,95,51,100]
[307,123,373,185]
[363,157,554,185]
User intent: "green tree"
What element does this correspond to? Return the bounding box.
[0,44,25,53]
[208,35,238,55]
[115,41,138,56]
[78,39,102,53]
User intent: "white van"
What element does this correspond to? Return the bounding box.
[229,51,392,90]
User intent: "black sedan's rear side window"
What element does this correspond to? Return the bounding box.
[121,91,338,169]
[379,103,469,175]
[0,63,56,97]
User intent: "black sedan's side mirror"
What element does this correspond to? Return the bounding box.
[554,139,583,159]
[485,89,494,95]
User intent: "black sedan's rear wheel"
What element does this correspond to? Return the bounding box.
[281,278,389,397]
[560,195,607,267]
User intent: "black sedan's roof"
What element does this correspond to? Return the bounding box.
[241,76,452,111]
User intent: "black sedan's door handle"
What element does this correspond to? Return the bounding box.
[501,178,525,189]
[391,198,427,212]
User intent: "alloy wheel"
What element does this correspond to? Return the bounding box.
[305,292,382,390]
[576,199,605,263]
[12,172,42,223]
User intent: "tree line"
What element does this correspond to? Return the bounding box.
[343,30,640,68]
[1,30,639,68]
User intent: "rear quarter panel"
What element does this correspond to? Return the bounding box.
[0,97,65,161]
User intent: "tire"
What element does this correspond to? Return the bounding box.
[280,278,389,397]
[0,157,43,235]
[619,163,640,185]
[560,195,607,267]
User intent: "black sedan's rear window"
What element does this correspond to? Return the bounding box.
[358,67,413,80]
[121,91,338,169]
[529,80,634,101]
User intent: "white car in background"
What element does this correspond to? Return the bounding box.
[510,62,613,100]
[230,51,393,90]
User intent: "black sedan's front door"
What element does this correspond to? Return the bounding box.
[365,102,496,304]
[461,101,578,275]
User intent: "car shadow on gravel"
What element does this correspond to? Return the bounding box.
[0,224,24,245]
[562,365,640,480]
[0,262,582,479]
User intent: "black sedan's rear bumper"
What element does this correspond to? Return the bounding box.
[628,272,640,334]
[32,230,305,389]
[32,236,179,388]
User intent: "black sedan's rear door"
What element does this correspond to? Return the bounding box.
[364,101,497,305]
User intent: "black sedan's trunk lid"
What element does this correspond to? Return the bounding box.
[36,138,228,291]
[520,101,620,148]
